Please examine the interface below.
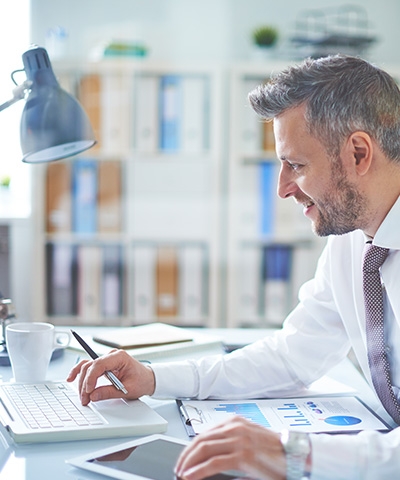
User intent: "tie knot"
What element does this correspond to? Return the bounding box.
[363,243,389,273]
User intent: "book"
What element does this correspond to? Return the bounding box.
[181,75,208,153]
[156,245,179,318]
[46,242,78,316]
[97,160,122,233]
[77,244,102,321]
[241,78,262,153]
[239,245,262,325]
[93,322,193,349]
[262,120,275,152]
[260,161,275,236]
[159,75,181,151]
[240,163,261,239]
[262,244,293,326]
[235,160,277,239]
[179,244,207,324]
[45,162,71,233]
[78,74,101,151]
[101,73,131,155]
[69,324,224,362]
[72,159,98,234]
[101,244,124,318]
[135,74,159,153]
[130,244,156,323]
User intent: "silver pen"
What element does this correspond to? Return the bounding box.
[71,330,128,395]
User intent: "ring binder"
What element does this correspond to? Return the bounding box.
[176,396,391,437]
[176,400,203,437]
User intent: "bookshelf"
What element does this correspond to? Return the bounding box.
[31,59,223,328]
[29,58,331,330]
[225,63,326,328]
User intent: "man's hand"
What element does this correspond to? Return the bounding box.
[175,416,286,480]
[67,350,156,405]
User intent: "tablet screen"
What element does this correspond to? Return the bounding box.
[87,438,239,480]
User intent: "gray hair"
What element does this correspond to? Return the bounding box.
[248,55,400,161]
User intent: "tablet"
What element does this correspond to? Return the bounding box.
[66,434,244,480]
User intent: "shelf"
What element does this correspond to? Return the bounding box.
[29,58,328,329]
[32,60,223,328]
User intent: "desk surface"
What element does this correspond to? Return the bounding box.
[0,328,392,480]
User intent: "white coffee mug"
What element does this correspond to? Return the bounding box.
[5,322,71,382]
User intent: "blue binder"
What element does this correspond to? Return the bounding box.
[260,161,275,235]
[262,244,293,283]
[159,75,181,151]
[72,159,98,234]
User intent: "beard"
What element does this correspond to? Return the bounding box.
[297,161,367,237]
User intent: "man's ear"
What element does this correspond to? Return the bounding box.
[346,131,373,176]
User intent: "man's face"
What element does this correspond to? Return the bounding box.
[274,105,367,237]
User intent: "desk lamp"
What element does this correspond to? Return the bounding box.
[0,45,96,364]
[0,44,96,162]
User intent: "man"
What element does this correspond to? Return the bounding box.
[68,55,400,479]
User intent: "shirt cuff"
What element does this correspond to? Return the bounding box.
[310,433,364,479]
[150,360,198,398]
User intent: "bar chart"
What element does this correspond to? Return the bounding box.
[276,402,312,427]
[215,403,271,428]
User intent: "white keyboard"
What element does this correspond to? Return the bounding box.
[2,383,105,430]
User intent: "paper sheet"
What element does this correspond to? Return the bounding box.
[177,396,390,436]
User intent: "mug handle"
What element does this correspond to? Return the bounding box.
[53,330,72,349]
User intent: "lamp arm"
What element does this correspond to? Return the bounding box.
[0,79,32,113]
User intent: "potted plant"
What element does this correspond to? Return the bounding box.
[252,25,279,48]
[0,176,10,189]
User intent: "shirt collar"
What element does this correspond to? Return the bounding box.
[373,195,400,249]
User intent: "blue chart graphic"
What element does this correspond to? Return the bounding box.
[277,403,311,427]
[215,403,271,428]
[324,416,362,426]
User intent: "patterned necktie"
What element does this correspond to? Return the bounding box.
[363,243,400,424]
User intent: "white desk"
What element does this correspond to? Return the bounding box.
[0,328,393,480]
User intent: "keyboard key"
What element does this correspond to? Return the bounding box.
[3,383,105,430]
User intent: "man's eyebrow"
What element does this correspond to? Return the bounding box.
[279,155,299,163]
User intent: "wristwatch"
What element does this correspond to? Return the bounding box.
[280,430,312,480]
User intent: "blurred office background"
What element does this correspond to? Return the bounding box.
[1,0,400,327]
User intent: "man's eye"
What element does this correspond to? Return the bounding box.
[288,162,301,171]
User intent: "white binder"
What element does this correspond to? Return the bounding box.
[179,244,206,324]
[241,78,262,153]
[77,245,102,322]
[134,75,159,153]
[181,76,207,153]
[130,245,156,322]
[101,73,131,155]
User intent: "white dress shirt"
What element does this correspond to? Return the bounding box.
[151,196,400,479]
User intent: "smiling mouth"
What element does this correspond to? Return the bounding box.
[294,196,315,209]
[297,199,315,217]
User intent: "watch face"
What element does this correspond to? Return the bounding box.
[296,435,311,457]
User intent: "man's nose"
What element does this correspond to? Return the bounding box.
[277,166,298,199]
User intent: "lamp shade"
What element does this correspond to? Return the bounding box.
[20,46,96,163]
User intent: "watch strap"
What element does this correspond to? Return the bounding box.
[280,430,312,480]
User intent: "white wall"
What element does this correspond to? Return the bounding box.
[30,0,400,65]
[0,2,32,322]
